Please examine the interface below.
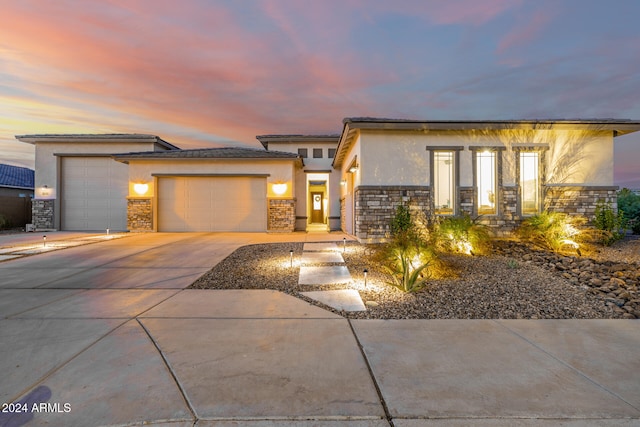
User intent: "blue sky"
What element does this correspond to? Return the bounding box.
[1,0,639,186]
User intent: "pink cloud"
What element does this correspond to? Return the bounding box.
[497,10,552,55]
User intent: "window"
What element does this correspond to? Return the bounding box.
[328,148,336,158]
[477,151,497,215]
[313,148,323,158]
[520,152,540,215]
[297,148,308,158]
[434,151,455,215]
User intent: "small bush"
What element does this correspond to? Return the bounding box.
[518,211,592,255]
[432,214,491,255]
[378,242,434,293]
[593,200,626,245]
[618,188,640,234]
[390,204,412,236]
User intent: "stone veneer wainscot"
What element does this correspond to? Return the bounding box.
[32,199,55,231]
[354,186,431,242]
[127,198,153,231]
[268,198,296,232]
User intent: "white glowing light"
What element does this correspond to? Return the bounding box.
[133,183,149,195]
[272,183,287,195]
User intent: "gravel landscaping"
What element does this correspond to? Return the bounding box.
[190,237,640,319]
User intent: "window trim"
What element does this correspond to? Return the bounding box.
[515,148,545,216]
[429,148,461,216]
[471,148,503,217]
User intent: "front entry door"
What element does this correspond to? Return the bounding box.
[311,192,324,223]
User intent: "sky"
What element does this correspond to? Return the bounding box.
[1,0,639,187]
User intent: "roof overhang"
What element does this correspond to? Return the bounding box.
[332,118,640,168]
[15,134,181,150]
[256,134,340,149]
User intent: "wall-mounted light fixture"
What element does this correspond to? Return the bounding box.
[41,185,50,197]
[272,183,288,196]
[133,183,149,196]
[340,179,347,186]
[348,164,359,173]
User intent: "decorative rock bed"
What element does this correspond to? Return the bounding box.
[189,237,640,320]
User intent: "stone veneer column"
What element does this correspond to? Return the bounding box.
[354,186,430,242]
[127,198,153,231]
[459,187,474,217]
[32,199,55,230]
[268,198,295,232]
[544,186,618,220]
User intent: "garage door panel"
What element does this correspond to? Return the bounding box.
[158,177,266,232]
[61,157,128,231]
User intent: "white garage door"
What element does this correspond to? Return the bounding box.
[158,176,267,232]
[61,157,128,231]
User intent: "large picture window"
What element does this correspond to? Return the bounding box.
[520,152,540,215]
[434,151,455,215]
[477,151,497,215]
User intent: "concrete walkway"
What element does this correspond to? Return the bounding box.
[0,232,638,426]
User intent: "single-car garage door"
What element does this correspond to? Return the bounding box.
[157,176,267,232]
[61,157,128,231]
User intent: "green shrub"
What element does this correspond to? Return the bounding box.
[432,214,491,255]
[390,204,412,236]
[593,200,626,245]
[618,188,640,234]
[517,211,591,254]
[378,242,433,293]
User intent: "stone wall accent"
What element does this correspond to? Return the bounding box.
[544,186,618,221]
[476,186,519,237]
[32,199,55,230]
[354,186,430,242]
[268,198,295,232]
[127,198,153,231]
[459,187,474,216]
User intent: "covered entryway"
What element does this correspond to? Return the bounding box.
[61,156,128,231]
[157,176,267,232]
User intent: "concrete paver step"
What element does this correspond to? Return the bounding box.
[300,251,345,264]
[301,289,367,312]
[299,266,352,285]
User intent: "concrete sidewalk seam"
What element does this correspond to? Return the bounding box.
[136,318,198,423]
[4,318,129,405]
[4,289,88,319]
[494,320,640,414]
[347,318,396,427]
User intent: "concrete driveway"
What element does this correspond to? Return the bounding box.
[1,232,639,427]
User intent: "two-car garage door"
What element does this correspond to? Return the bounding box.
[157,176,267,232]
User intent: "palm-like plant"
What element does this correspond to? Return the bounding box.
[517,211,589,254]
[380,244,432,293]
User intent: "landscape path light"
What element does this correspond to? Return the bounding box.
[43,235,46,247]
[363,268,368,288]
[290,249,294,268]
[343,237,346,253]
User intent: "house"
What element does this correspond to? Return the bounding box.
[0,163,34,228]
[16,118,640,240]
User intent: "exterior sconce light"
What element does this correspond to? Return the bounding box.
[348,164,359,173]
[340,179,347,186]
[363,268,368,288]
[133,183,149,196]
[272,183,287,196]
[290,249,294,268]
[41,185,50,197]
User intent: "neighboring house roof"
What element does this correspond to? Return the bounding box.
[333,117,640,168]
[0,164,35,190]
[256,134,340,149]
[113,146,303,163]
[15,133,181,151]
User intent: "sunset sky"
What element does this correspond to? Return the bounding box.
[1,0,639,186]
